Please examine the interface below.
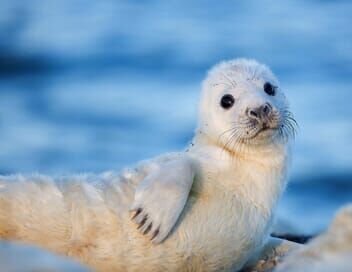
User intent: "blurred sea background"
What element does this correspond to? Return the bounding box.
[0,0,351,236]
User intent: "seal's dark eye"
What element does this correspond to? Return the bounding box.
[263,82,276,96]
[220,94,235,109]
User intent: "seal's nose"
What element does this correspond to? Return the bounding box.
[247,103,272,120]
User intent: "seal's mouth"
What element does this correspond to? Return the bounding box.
[249,124,278,139]
[258,126,274,133]
[246,111,297,142]
[217,109,297,151]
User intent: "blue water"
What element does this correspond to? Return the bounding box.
[0,0,351,234]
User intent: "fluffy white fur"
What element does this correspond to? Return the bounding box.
[0,59,296,271]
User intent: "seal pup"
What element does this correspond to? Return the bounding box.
[0,59,297,271]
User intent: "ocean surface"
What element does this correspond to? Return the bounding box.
[0,0,351,235]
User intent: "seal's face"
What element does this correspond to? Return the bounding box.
[199,59,297,150]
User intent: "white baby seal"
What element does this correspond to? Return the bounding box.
[0,59,297,271]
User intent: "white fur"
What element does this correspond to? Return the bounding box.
[130,154,195,243]
[0,59,293,271]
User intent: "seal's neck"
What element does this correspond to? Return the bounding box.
[190,130,289,167]
[189,130,290,217]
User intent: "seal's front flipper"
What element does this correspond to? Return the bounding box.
[130,156,195,244]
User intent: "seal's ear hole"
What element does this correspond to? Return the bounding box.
[220,94,235,109]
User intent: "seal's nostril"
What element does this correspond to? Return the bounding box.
[249,110,258,118]
[263,105,269,114]
[261,103,272,116]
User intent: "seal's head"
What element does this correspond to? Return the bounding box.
[198,58,297,151]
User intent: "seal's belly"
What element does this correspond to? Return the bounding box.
[158,193,269,271]
[99,167,271,271]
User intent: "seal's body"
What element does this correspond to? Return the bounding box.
[0,59,296,271]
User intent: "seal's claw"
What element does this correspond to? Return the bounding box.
[137,214,148,229]
[131,207,142,220]
[150,227,160,241]
[143,223,152,235]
